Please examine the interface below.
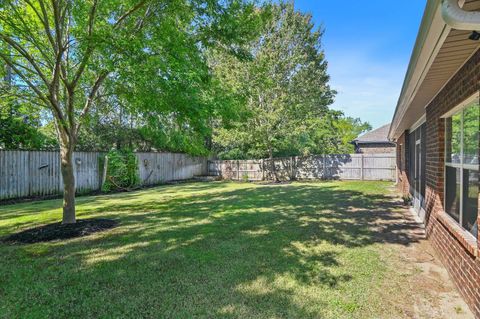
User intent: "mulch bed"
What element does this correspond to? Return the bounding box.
[3,218,117,244]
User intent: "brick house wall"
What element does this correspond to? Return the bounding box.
[356,143,396,154]
[396,48,480,317]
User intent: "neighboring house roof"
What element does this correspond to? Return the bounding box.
[389,0,480,139]
[354,124,393,145]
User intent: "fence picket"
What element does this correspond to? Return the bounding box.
[0,150,208,200]
[209,153,396,182]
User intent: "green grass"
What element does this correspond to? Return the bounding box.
[0,181,406,318]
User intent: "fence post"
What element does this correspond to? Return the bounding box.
[323,154,327,180]
[261,159,265,181]
[237,160,240,180]
[101,155,109,189]
[290,156,295,180]
[360,154,364,180]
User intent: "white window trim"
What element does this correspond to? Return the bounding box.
[446,163,479,170]
[443,93,479,231]
[441,91,479,119]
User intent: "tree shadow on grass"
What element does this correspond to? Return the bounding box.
[0,182,421,318]
[0,182,227,223]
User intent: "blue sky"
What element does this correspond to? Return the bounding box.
[294,1,426,129]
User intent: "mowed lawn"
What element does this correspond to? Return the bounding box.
[0,181,411,318]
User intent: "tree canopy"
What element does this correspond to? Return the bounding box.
[0,0,371,222]
[0,0,261,153]
[211,2,370,160]
[0,0,261,223]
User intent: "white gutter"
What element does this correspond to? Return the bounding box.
[389,0,480,140]
[442,0,480,30]
[388,0,444,140]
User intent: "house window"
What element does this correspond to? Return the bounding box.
[444,95,479,236]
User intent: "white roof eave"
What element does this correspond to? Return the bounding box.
[389,0,448,140]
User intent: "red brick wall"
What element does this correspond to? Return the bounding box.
[429,218,480,314]
[357,143,396,154]
[396,48,480,316]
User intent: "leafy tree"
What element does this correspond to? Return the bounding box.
[302,111,371,155]
[102,148,140,192]
[0,0,258,223]
[0,50,55,149]
[214,108,371,159]
[211,3,372,163]
[212,2,336,169]
[0,98,56,150]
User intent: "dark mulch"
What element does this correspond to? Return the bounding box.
[3,218,117,244]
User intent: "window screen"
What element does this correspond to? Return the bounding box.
[444,97,479,236]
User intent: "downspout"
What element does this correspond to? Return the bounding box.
[441,0,480,30]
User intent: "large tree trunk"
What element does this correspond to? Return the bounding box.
[60,145,76,224]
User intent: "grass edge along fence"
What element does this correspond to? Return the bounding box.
[208,153,396,182]
[0,150,207,201]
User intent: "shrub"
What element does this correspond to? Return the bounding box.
[402,194,412,206]
[102,149,140,192]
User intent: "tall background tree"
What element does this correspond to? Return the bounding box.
[0,43,54,149]
[0,0,259,223]
[211,2,370,161]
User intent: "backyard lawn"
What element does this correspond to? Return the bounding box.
[0,181,461,318]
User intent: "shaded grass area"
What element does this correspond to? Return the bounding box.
[0,181,414,318]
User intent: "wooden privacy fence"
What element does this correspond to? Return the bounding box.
[208,153,396,182]
[0,150,207,200]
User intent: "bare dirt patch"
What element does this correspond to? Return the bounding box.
[375,189,473,319]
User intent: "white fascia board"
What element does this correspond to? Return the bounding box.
[389,0,448,139]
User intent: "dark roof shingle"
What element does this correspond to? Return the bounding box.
[354,123,392,143]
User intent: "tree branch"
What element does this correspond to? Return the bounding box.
[0,51,50,108]
[70,0,98,88]
[35,0,58,52]
[0,33,50,87]
[51,0,63,51]
[76,71,109,133]
[6,2,53,66]
[1,90,49,109]
[114,0,148,29]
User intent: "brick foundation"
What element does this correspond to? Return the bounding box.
[396,48,480,317]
